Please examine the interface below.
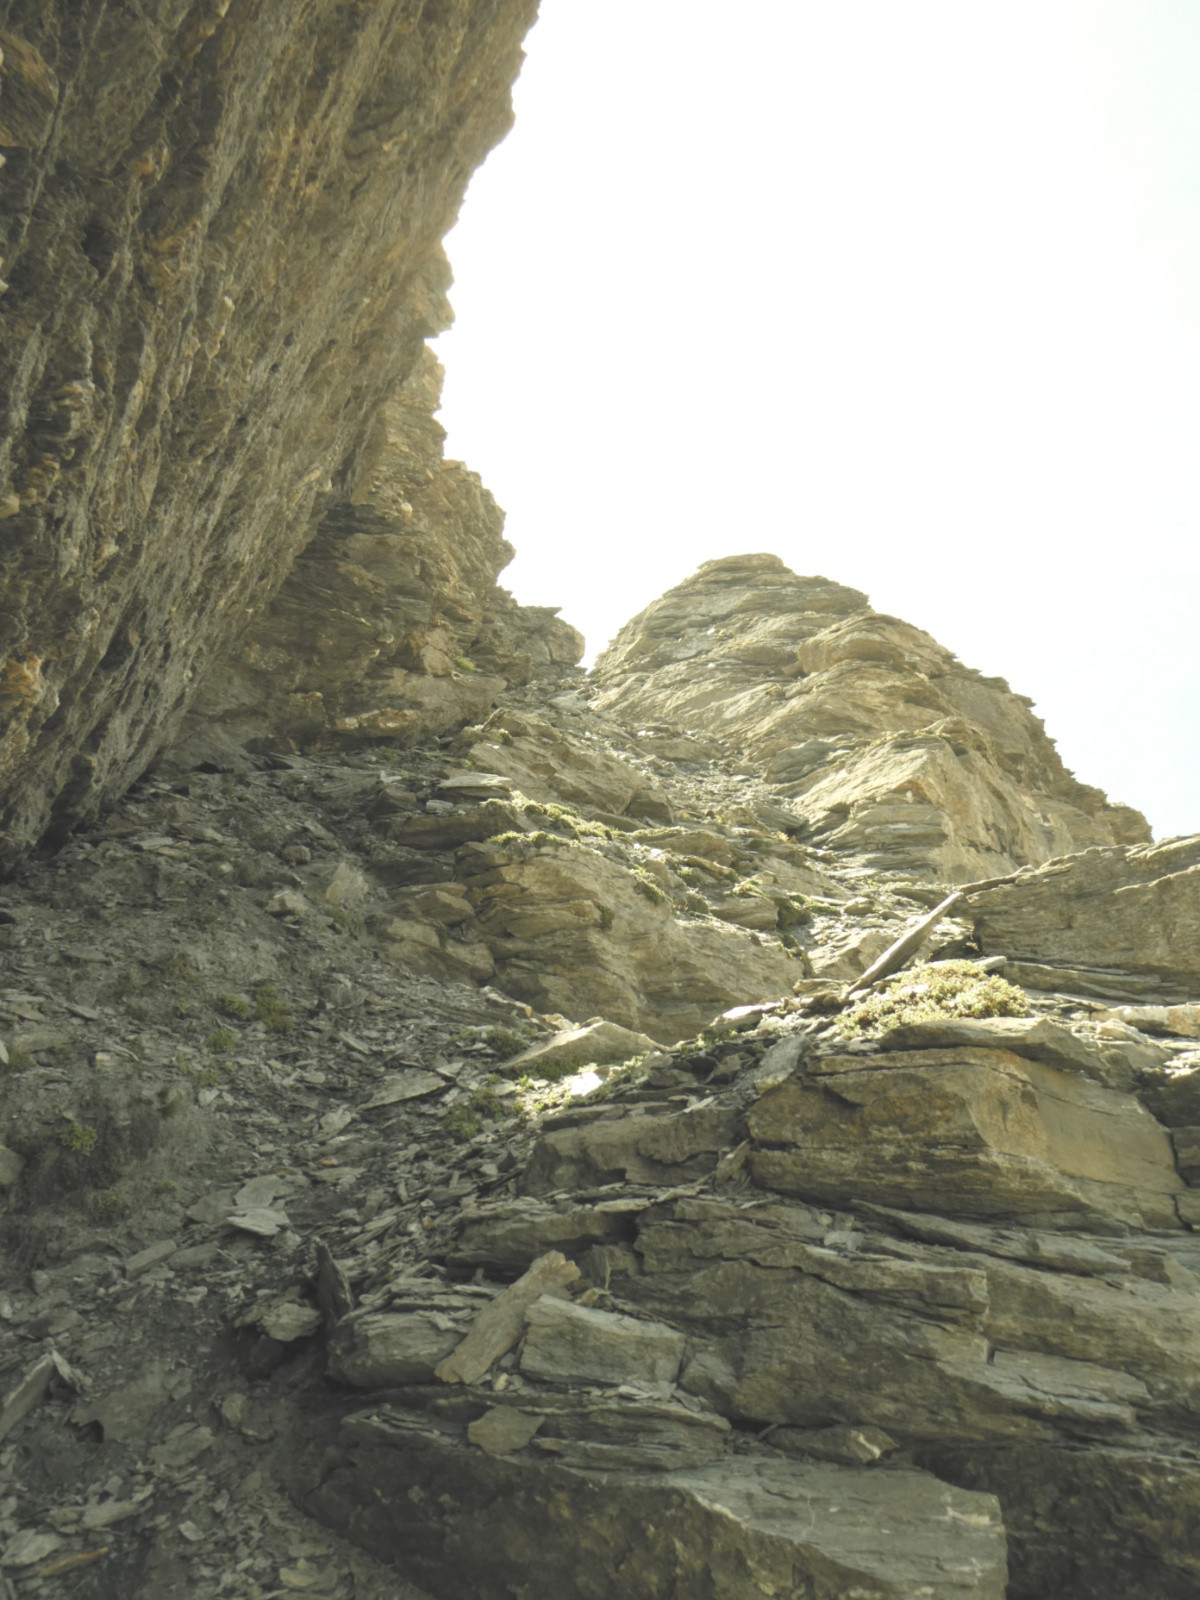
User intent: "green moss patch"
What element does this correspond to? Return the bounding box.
[838,960,1029,1039]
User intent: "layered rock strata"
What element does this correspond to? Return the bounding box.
[0,0,539,864]
[594,555,1149,881]
[302,929,1200,1600]
[968,835,1200,1000]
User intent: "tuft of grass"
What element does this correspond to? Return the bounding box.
[206,1028,237,1054]
[837,961,1029,1039]
[479,1026,531,1061]
[523,802,610,841]
[254,981,291,1033]
[444,1104,481,1142]
[633,869,667,906]
[217,993,253,1021]
[486,829,567,850]
[58,1122,98,1157]
[87,1186,129,1223]
[157,952,200,986]
[777,898,813,931]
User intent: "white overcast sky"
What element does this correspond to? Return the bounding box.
[434,1,1199,840]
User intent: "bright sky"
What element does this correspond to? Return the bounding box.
[434,1,1199,840]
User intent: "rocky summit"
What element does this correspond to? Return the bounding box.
[2,10,1200,1600]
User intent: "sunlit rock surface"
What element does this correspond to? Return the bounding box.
[593,554,1149,881]
[969,835,1200,1000]
[174,350,582,763]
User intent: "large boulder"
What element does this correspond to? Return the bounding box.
[968,836,1200,999]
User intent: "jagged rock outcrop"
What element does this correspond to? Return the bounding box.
[594,555,1149,881]
[299,946,1200,1600]
[173,348,582,765]
[0,0,539,865]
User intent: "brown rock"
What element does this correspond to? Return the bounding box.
[594,556,1148,881]
[750,1047,1183,1229]
[0,1,543,862]
[968,837,1200,999]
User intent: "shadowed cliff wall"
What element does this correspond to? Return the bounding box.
[0,0,539,865]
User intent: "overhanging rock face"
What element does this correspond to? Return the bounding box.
[0,0,539,864]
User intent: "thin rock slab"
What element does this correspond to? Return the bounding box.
[505,1020,659,1074]
[360,1070,445,1109]
[330,1286,496,1387]
[879,1014,1122,1081]
[436,1251,579,1385]
[519,1296,685,1387]
[521,1103,742,1195]
[302,1409,1008,1599]
[750,1047,1183,1230]
[449,1196,647,1273]
[0,1350,84,1444]
[968,837,1200,998]
[627,1196,1188,1443]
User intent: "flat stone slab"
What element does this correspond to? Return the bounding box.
[522,1103,741,1194]
[520,1296,684,1387]
[303,1410,1008,1599]
[507,1019,658,1074]
[880,1015,1112,1078]
[969,837,1200,997]
[750,1047,1183,1230]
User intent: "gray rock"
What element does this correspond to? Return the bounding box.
[360,1071,446,1108]
[467,1406,543,1456]
[772,1422,898,1464]
[506,1020,658,1074]
[125,1238,178,1278]
[881,1014,1114,1078]
[437,1252,579,1385]
[522,1103,742,1195]
[520,1297,685,1388]
[303,1412,1008,1599]
[329,1293,491,1387]
[0,1529,64,1568]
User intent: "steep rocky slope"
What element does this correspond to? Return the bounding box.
[1,592,1198,1596]
[3,9,1199,1596]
